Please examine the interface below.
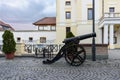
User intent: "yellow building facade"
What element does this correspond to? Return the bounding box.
[56,0,120,49]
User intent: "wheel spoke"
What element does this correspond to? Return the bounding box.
[71,57,75,65]
[70,54,83,65]
[74,53,84,62]
[78,49,84,54]
[77,55,84,62]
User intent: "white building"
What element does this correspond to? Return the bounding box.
[0,17,56,54]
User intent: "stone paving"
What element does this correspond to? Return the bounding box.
[0,57,120,80]
[108,49,120,59]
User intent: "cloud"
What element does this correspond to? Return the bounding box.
[0,0,56,23]
[43,2,56,15]
[0,0,29,9]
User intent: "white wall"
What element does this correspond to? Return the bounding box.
[0,30,56,44]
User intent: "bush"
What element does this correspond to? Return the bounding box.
[2,30,16,53]
[66,31,75,38]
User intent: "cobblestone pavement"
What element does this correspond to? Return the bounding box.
[0,57,120,80]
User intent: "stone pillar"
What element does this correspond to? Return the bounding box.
[16,43,25,55]
[104,24,108,44]
[109,24,114,49]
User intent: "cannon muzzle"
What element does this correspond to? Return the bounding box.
[63,32,96,43]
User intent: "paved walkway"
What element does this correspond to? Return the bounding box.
[108,49,120,59]
[0,57,120,80]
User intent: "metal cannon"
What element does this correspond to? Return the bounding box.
[43,33,96,66]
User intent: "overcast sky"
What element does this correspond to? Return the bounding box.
[0,0,56,30]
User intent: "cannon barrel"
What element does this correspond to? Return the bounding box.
[63,32,96,43]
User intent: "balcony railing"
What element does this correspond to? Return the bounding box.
[100,13,120,20]
[104,13,120,18]
[99,13,120,26]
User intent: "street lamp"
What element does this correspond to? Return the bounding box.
[92,0,96,61]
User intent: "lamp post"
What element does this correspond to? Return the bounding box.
[92,0,96,61]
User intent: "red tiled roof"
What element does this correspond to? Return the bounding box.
[0,20,15,30]
[0,20,6,26]
[33,17,56,26]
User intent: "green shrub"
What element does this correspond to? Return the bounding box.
[2,30,16,53]
[66,31,75,38]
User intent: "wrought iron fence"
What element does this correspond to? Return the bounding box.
[24,44,64,58]
[0,43,64,58]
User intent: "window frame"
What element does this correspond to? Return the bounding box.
[40,37,46,43]
[88,8,93,20]
[38,26,44,30]
[66,11,71,19]
[29,37,33,42]
[65,1,71,5]
[66,27,71,33]
[51,26,56,31]
[109,7,115,13]
[17,37,21,42]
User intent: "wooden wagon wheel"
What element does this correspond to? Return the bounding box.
[65,44,86,66]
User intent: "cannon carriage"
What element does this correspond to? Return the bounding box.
[43,33,96,66]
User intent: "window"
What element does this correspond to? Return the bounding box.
[66,11,71,19]
[39,26,51,31]
[39,26,44,30]
[66,27,71,33]
[29,37,33,42]
[40,37,46,43]
[44,26,49,30]
[51,26,56,31]
[109,7,115,12]
[88,8,93,20]
[17,37,21,42]
[65,1,71,5]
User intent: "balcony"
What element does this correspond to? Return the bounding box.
[99,13,120,28]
